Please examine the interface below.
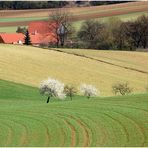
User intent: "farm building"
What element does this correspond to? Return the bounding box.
[28,21,57,46]
[0,33,24,44]
[0,21,57,46]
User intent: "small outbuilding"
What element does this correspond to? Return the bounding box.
[0,33,24,44]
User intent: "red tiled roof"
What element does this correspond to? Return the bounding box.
[28,21,58,45]
[30,33,44,44]
[0,33,24,44]
[28,21,50,35]
[28,21,58,35]
[41,33,57,44]
[30,32,57,45]
[0,21,58,45]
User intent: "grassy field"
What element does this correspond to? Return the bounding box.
[0,44,148,96]
[56,48,148,73]
[0,79,147,146]
[0,26,26,33]
[0,17,47,23]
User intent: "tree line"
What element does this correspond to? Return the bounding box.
[0,1,68,10]
[43,10,148,51]
[40,77,148,103]
[76,15,148,50]
[0,1,129,10]
[47,12,148,51]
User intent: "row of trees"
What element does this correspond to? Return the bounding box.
[39,78,148,103]
[0,1,68,10]
[0,1,127,10]
[40,78,148,103]
[47,12,148,50]
[77,15,148,50]
[39,78,98,103]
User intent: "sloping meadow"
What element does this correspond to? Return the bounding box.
[0,44,148,96]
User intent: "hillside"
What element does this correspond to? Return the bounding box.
[55,48,148,74]
[0,79,147,146]
[0,1,148,33]
[0,44,148,96]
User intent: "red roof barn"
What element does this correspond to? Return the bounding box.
[0,21,57,46]
[28,21,57,46]
[28,21,51,35]
[0,33,24,44]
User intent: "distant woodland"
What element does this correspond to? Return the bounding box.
[0,1,129,10]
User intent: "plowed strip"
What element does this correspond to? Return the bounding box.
[0,1,147,18]
[68,115,90,147]
[64,120,76,147]
[0,2,148,27]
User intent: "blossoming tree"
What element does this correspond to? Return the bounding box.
[39,78,65,103]
[80,84,98,99]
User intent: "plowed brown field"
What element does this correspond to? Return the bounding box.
[0,1,148,27]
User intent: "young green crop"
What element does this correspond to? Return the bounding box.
[0,79,147,147]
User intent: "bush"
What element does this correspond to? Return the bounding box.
[112,82,133,95]
[64,84,77,100]
[80,84,98,99]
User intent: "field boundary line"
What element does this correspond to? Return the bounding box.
[51,48,148,75]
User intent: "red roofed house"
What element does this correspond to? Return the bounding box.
[0,21,57,46]
[28,21,57,46]
[0,33,24,44]
[28,21,50,35]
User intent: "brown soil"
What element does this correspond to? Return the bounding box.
[0,1,147,18]
[0,1,148,27]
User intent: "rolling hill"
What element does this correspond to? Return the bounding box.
[0,2,148,146]
[0,79,147,146]
[0,44,148,96]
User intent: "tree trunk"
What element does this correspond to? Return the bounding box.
[87,95,90,99]
[60,35,64,47]
[57,39,59,48]
[47,96,50,103]
[70,95,72,101]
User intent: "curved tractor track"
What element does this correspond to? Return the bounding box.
[0,97,147,147]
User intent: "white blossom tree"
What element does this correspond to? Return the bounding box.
[80,84,98,99]
[39,78,65,103]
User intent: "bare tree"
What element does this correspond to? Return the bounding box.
[78,20,104,49]
[64,84,77,100]
[123,15,148,49]
[49,8,73,47]
[112,82,133,96]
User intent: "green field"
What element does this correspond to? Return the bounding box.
[0,26,26,33]
[0,79,148,146]
[0,17,47,23]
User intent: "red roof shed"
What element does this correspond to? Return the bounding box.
[0,33,24,44]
